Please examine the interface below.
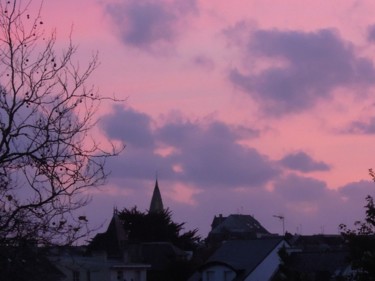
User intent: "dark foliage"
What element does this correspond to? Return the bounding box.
[119,206,201,281]
[118,206,200,251]
[0,241,64,281]
[340,194,375,281]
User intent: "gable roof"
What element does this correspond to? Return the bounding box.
[211,214,226,229]
[89,210,127,257]
[288,234,346,251]
[203,238,284,280]
[287,251,349,276]
[210,214,270,235]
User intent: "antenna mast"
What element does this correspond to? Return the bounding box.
[273,215,285,235]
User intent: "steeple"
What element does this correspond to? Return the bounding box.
[149,179,164,213]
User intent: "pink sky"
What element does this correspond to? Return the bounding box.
[38,0,375,237]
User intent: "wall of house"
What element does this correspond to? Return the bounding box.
[201,264,236,281]
[52,255,148,281]
[109,268,147,281]
[55,263,109,281]
[56,264,148,281]
[90,269,110,281]
[244,241,287,281]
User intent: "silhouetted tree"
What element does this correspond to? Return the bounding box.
[0,241,64,281]
[340,194,375,281]
[119,206,200,250]
[0,0,121,248]
[119,206,200,281]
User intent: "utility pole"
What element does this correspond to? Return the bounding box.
[273,215,285,235]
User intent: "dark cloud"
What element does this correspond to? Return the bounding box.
[367,24,375,43]
[106,0,197,49]
[157,120,279,187]
[233,125,260,139]
[100,107,279,188]
[339,180,375,201]
[105,147,174,181]
[192,55,215,70]
[228,28,375,116]
[344,117,375,134]
[279,151,330,172]
[100,105,155,149]
[274,174,328,202]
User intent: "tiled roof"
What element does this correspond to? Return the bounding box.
[89,211,127,257]
[210,214,270,234]
[288,251,349,275]
[289,234,347,251]
[204,238,283,278]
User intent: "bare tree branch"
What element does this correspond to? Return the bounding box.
[0,0,123,246]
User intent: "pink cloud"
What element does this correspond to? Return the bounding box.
[105,0,197,51]
[227,28,375,115]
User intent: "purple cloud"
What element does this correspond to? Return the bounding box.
[279,151,330,172]
[367,24,375,43]
[227,28,375,116]
[339,180,375,201]
[344,117,375,134]
[192,55,215,70]
[100,105,155,149]
[157,120,278,187]
[100,107,279,189]
[106,0,197,50]
[274,174,328,202]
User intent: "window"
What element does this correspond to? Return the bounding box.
[134,270,141,281]
[117,270,124,280]
[206,271,215,281]
[224,270,234,281]
[73,271,80,281]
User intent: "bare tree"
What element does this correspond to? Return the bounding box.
[0,0,121,246]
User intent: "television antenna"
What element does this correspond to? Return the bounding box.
[273,215,285,235]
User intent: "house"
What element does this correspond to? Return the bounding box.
[138,241,192,281]
[272,234,352,280]
[192,238,287,281]
[207,214,272,246]
[89,208,128,258]
[49,246,149,281]
[49,210,150,281]
[278,251,351,280]
[49,186,154,281]
[0,243,66,281]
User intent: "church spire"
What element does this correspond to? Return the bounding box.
[149,178,164,214]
